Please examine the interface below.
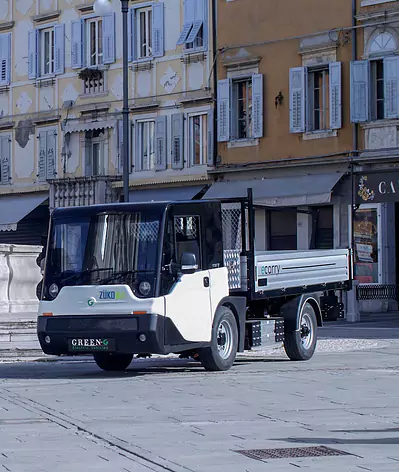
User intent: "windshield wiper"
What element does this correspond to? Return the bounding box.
[60,268,114,284]
[99,270,151,285]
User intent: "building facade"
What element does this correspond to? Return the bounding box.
[0,0,215,244]
[213,0,399,312]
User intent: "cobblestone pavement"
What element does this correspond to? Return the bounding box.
[0,317,398,472]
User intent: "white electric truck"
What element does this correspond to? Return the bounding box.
[37,190,352,371]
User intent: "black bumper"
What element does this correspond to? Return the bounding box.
[37,314,167,355]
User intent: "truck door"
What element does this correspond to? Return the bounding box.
[163,214,213,344]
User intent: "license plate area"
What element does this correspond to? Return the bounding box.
[67,338,115,352]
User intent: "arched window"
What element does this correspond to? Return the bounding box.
[369,32,398,55]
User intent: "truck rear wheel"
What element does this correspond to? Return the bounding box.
[284,302,317,361]
[199,306,238,372]
[93,352,133,371]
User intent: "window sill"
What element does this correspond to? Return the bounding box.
[34,77,56,88]
[181,51,206,64]
[132,59,153,72]
[0,85,10,94]
[361,0,394,6]
[79,91,109,99]
[360,119,399,129]
[302,129,338,140]
[227,138,259,149]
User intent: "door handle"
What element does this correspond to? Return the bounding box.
[203,277,210,288]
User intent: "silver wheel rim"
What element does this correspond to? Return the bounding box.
[217,319,233,360]
[300,311,314,350]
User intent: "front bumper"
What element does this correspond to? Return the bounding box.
[37,314,166,355]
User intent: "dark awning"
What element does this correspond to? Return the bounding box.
[203,173,344,206]
[129,185,206,203]
[0,193,48,231]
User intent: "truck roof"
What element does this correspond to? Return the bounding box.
[52,200,218,218]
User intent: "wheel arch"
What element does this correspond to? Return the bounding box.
[280,294,322,332]
[215,296,247,352]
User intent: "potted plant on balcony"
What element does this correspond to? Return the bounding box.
[78,68,103,82]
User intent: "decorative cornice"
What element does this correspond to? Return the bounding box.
[75,3,94,13]
[180,95,212,105]
[79,103,111,114]
[130,102,160,111]
[222,56,262,70]
[32,10,61,23]
[0,21,15,32]
[33,115,61,125]
[0,121,15,130]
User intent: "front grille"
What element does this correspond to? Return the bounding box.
[46,317,138,332]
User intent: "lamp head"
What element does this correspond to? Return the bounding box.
[93,0,112,15]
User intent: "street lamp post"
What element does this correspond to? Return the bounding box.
[94,0,130,203]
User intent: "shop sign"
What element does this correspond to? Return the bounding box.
[356,172,399,204]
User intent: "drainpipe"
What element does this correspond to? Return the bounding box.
[212,0,218,167]
[351,0,358,255]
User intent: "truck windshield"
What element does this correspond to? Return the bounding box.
[47,211,162,296]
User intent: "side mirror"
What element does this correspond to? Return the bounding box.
[181,252,198,274]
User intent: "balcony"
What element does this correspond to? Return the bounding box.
[48,175,121,211]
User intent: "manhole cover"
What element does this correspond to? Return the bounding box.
[235,446,352,461]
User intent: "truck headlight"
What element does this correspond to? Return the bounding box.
[48,283,59,299]
[139,281,151,296]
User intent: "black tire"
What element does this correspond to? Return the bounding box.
[284,302,317,361]
[93,352,133,371]
[199,306,238,372]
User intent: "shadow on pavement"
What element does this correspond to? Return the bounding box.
[275,436,399,445]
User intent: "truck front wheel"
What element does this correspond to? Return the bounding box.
[284,302,317,361]
[199,306,238,372]
[93,352,133,371]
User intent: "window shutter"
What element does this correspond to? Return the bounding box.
[350,60,369,123]
[171,113,184,169]
[207,108,214,166]
[217,79,230,142]
[46,130,56,179]
[306,71,314,132]
[252,73,263,138]
[28,30,37,79]
[71,20,83,69]
[38,132,47,181]
[155,115,167,171]
[0,135,10,184]
[384,56,399,120]
[103,13,116,64]
[329,62,342,129]
[177,0,194,45]
[85,139,93,177]
[152,2,164,58]
[0,33,11,85]
[128,8,133,61]
[289,67,306,133]
[117,119,124,173]
[54,24,65,75]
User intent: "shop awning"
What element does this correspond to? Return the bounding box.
[64,120,116,134]
[0,193,48,231]
[129,185,206,203]
[203,173,344,206]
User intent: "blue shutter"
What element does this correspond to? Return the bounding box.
[103,13,115,64]
[38,132,46,181]
[0,33,11,85]
[28,30,37,79]
[0,135,10,184]
[217,79,230,142]
[54,24,65,75]
[384,56,399,120]
[350,60,369,123]
[171,113,184,169]
[71,20,83,69]
[152,2,164,58]
[128,8,133,61]
[46,130,56,179]
[155,116,167,171]
[177,0,194,45]
[289,67,306,133]
[207,108,214,166]
[329,62,342,129]
[252,73,263,138]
